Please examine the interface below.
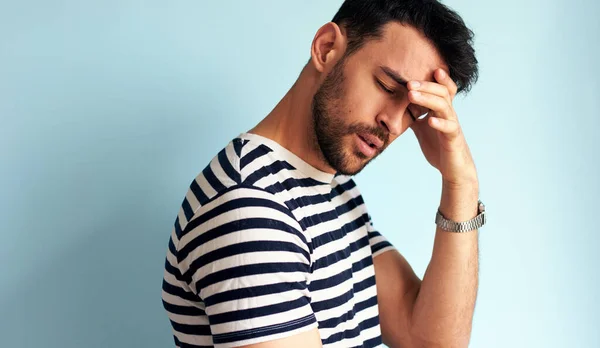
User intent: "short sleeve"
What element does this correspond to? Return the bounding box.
[366,213,396,258]
[176,185,318,348]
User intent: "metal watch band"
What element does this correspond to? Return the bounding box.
[435,200,486,233]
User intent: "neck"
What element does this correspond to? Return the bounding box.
[248,65,335,174]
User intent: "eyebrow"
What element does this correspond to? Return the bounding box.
[379,66,409,88]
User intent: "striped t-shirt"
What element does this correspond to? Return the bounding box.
[162,132,395,347]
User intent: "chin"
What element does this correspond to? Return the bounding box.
[334,147,371,176]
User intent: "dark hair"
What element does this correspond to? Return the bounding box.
[332,0,478,93]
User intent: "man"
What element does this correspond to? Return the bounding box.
[162,0,485,347]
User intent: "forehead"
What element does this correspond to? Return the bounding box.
[354,22,447,81]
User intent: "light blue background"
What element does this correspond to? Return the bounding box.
[1,1,598,347]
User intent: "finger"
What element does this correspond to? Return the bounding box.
[434,69,458,98]
[407,80,451,102]
[408,90,456,121]
[429,116,460,137]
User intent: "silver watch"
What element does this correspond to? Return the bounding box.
[435,200,486,233]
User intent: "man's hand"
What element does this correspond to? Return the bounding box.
[407,68,478,188]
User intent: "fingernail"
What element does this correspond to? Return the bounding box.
[431,117,439,125]
[411,91,421,97]
[410,81,420,89]
[438,69,446,78]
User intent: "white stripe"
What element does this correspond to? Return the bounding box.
[210,155,234,187]
[177,207,187,229]
[185,188,200,215]
[195,172,217,200]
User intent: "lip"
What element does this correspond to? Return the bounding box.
[357,132,384,149]
[356,134,377,158]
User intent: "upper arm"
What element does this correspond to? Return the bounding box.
[373,250,422,348]
[177,186,321,347]
[367,216,422,348]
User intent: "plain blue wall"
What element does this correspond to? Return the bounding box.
[1,1,598,347]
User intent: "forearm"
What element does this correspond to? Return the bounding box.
[410,181,480,348]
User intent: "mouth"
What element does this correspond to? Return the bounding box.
[355,133,382,158]
[357,132,384,150]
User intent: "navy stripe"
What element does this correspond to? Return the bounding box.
[311,228,346,250]
[218,148,241,184]
[312,213,370,249]
[168,237,177,256]
[317,280,378,329]
[310,268,352,291]
[242,160,294,186]
[352,254,374,274]
[313,244,351,271]
[202,165,226,192]
[185,241,310,281]
[163,279,199,303]
[195,262,310,294]
[209,295,311,325]
[170,320,212,336]
[299,208,339,228]
[213,314,316,344]
[328,179,356,200]
[233,138,245,158]
[190,179,210,206]
[343,213,370,235]
[350,235,371,255]
[353,275,376,293]
[240,144,272,170]
[311,288,354,312]
[355,294,378,313]
[322,315,379,345]
[265,177,329,195]
[318,308,355,329]
[204,281,307,307]
[335,194,364,216]
[371,240,393,255]
[286,193,329,210]
[364,335,384,348]
[165,259,186,283]
[174,216,183,239]
[182,198,194,221]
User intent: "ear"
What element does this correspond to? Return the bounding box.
[310,22,347,73]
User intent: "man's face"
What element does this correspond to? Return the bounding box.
[312,22,447,175]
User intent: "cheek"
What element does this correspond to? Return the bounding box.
[342,83,385,122]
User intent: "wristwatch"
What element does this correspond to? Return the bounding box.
[435,200,486,233]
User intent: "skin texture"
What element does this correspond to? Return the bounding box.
[246,20,479,348]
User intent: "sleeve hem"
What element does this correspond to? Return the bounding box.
[372,245,395,258]
[213,314,318,348]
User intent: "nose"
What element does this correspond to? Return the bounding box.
[375,99,411,136]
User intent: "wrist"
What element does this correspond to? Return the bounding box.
[439,181,479,222]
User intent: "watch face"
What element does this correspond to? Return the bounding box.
[478,201,485,212]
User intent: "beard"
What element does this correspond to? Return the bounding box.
[311,56,387,176]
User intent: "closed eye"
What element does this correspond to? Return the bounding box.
[377,80,417,121]
[376,80,395,95]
